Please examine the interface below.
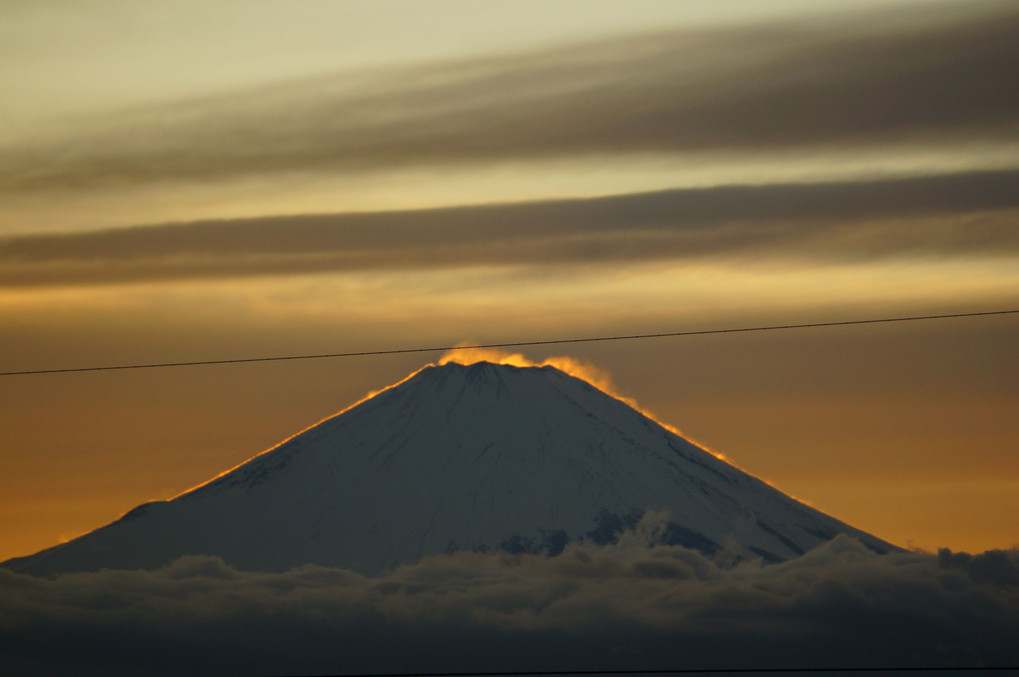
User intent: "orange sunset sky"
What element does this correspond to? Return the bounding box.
[1,0,1017,563]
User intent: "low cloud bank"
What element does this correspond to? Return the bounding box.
[2,531,1017,676]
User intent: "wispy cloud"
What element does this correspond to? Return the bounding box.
[1,3,1016,194]
[2,533,1018,675]
[1,170,1016,287]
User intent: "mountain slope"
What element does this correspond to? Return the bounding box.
[6,361,896,576]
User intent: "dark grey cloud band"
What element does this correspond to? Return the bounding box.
[1,4,1016,193]
[1,169,1016,287]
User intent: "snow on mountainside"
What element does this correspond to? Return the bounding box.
[5,360,896,576]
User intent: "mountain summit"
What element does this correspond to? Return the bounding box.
[7,361,895,576]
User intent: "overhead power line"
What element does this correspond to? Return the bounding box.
[326,665,1019,676]
[1,309,1016,377]
[324,668,1018,677]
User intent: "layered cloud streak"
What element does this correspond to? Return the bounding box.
[2,170,1017,287]
[1,3,1016,194]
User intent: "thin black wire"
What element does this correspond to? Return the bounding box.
[1,309,1016,377]
[326,667,1017,676]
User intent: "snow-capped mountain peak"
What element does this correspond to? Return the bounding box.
[6,360,895,576]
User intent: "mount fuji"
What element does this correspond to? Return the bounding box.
[6,360,895,576]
